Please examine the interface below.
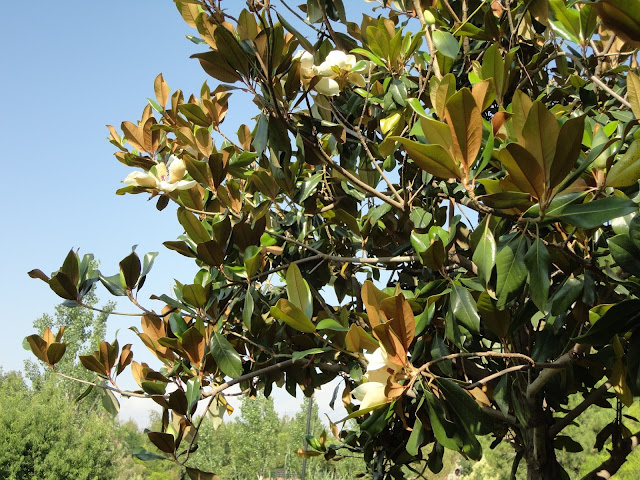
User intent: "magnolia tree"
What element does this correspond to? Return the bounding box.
[26,0,640,479]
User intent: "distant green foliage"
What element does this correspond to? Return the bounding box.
[0,371,120,480]
[188,394,364,480]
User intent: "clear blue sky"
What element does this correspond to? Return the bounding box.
[1,1,251,373]
[1,0,381,423]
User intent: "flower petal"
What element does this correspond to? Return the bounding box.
[124,172,158,188]
[352,382,388,410]
[168,157,187,183]
[314,77,340,96]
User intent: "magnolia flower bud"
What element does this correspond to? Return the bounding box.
[168,156,187,183]
[124,171,158,189]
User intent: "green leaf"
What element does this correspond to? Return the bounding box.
[392,137,460,179]
[524,237,551,311]
[549,0,581,43]
[481,43,505,99]
[147,431,175,454]
[100,389,120,417]
[178,103,211,127]
[472,227,496,285]
[574,300,640,345]
[277,12,313,52]
[182,284,208,309]
[609,234,640,277]
[163,241,196,258]
[186,377,201,412]
[498,144,545,200]
[178,208,211,244]
[60,250,79,287]
[210,332,243,378]
[407,98,429,118]
[424,390,462,451]
[406,412,425,456]
[133,449,167,461]
[606,140,640,188]
[628,72,640,119]
[410,207,432,229]
[185,467,221,480]
[291,347,329,362]
[316,318,349,331]
[554,435,584,453]
[119,251,141,290]
[49,272,78,301]
[242,290,254,330]
[549,277,583,316]
[435,378,491,435]
[271,299,316,333]
[297,173,322,203]
[522,101,559,181]
[550,196,638,229]
[496,235,528,309]
[286,263,313,319]
[550,115,585,188]
[419,117,453,149]
[450,283,480,333]
[432,30,459,59]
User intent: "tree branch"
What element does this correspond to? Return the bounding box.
[549,382,612,438]
[580,430,640,480]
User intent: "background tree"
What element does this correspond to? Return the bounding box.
[26,1,640,480]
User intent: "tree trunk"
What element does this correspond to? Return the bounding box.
[523,394,565,480]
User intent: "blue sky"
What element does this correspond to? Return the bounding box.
[2,0,383,424]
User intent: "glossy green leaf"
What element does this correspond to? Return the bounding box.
[606,140,640,188]
[392,137,460,179]
[450,283,480,333]
[628,72,640,119]
[524,237,551,311]
[498,143,545,200]
[419,117,453,149]
[424,390,461,451]
[609,234,640,277]
[316,318,349,331]
[286,263,313,319]
[271,299,316,333]
[177,208,210,244]
[522,101,558,180]
[49,272,78,301]
[549,0,581,43]
[550,115,585,188]
[119,251,141,290]
[210,332,243,378]
[182,284,208,309]
[473,226,496,285]
[406,413,425,456]
[186,377,201,412]
[574,300,640,345]
[435,378,491,435]
[432,31,459,59]
[550,197,638,229]
[496,235,528,309]
[291,347,329,362]
[242,290,254,330]
[147,431,175,454]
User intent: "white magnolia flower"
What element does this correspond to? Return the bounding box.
[352,381,388,410]
[352,347,403,410]
[124,155,197,193]
[294,50,317,86]
[316,50,367,89]
[293,49,368,96]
